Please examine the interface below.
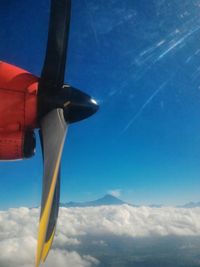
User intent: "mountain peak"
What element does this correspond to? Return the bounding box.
[93,194,125,206]
[61,194,126,208]
[102,194,121,200]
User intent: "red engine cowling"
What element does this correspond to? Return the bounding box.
[0,61,38,160]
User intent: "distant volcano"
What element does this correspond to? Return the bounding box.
[60,195,200,208]
[61,194,128,207]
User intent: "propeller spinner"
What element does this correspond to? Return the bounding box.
[36,0,98,266]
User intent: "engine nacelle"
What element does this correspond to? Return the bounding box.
[0,130,36,160]
[0,61,38,160]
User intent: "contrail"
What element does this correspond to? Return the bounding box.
[120,81,168,135]
[84,0,100,47]
[157,24,200,61]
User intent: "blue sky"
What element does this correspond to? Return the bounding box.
[0,0,200,209]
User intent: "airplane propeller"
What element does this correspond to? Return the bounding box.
[36,0,99,266]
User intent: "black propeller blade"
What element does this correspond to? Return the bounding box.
[42,171,60,262]
[38,130,61,262]
[36,0,98,266]
[36,109,67,267]
[39,0,71,93]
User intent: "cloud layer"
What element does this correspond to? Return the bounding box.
[58,205,200,237]
[0,205,200,266]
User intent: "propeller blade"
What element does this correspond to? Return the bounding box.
[38,130,61,262]
[41,171,60,262]
[36,109,68,267]
[39,0,71,93]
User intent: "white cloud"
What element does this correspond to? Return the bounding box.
[43,250,99,267]
[58,205,200,237]
[92,240,107,246]
[107,189,121,197]
[0,205,200,266]
[0,207,99,267]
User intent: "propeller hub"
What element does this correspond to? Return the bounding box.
[38,85,99,124]
[62,85,99,123]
